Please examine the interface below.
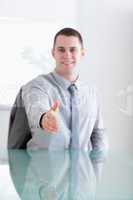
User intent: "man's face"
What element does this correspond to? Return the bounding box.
[52,35,85,75]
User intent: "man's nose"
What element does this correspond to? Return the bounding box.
[63,50,72,59]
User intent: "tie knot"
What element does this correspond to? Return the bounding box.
[68,84,77,96]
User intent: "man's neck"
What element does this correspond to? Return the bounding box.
[55,69,79,83]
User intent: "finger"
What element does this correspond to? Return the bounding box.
[44,120,58,129]
[51,101,60,112]
[46,121,59,130]
[44,125,58,133]
[44,116,58,127]
[45,113,57,121]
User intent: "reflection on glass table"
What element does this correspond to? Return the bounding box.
[8,149,105,200]
[0,149,133,199]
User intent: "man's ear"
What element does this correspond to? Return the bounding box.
[81,48,85,57]
[51,48,54,57]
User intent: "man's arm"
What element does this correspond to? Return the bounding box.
[90,89,109,153]
[22,83,50,130]
[89,90,109,181]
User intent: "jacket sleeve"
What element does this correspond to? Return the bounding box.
[8,88,32,149]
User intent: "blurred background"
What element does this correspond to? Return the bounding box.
[0,0,133,153]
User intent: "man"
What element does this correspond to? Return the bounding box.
[9,27,108,151]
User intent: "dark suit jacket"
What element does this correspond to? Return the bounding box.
[8,87,32,149]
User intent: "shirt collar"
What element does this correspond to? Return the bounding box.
[51,69,80,91]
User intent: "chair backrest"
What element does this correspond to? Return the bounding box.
[8,87,32,149]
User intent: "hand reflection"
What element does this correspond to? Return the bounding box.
[8,149,106,200]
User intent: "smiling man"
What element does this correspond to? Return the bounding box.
[9,27,108,151]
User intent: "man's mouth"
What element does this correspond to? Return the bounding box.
[62,61,74,65]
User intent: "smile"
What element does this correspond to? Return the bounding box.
[62,62,74,64]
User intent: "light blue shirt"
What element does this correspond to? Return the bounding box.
[22,70,108,151]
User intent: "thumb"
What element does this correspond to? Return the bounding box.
[51,101,60,112]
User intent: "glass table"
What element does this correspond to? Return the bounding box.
[0,149,133,200]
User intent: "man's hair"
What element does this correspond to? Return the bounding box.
[53,27,84,48]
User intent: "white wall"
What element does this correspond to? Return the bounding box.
[77,0,133,153]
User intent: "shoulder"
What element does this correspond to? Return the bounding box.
[22,73,52,91]
[79,80,99,96]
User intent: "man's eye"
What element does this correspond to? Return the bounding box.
[70,48,77,52]
[58,49,65,53]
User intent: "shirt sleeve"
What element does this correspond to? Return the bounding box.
[22,83,50,130]
[90,89,109,153]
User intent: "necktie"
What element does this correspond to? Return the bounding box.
[68,150,79,199]
[68,84,79,148]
